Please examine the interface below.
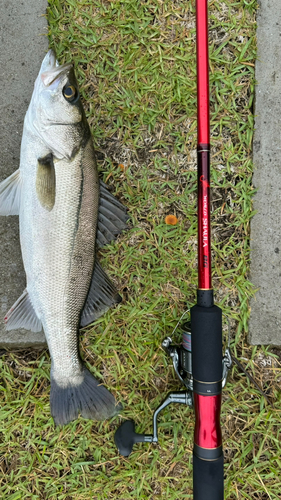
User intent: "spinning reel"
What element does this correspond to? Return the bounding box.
[114,317,232,457]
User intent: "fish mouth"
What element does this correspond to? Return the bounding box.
[39,49,73,87]
[39,49,59,74]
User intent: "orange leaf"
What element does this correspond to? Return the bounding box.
[165,215,178,225]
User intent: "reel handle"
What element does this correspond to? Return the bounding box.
[114,420,153,457]
[115,392,192,457]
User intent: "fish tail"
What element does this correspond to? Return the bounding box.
[50,367,122,425]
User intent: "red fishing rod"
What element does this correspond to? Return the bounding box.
[191,1,226,496]
[115,1,231,497]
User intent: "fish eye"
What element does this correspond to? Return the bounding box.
[63,85,77,102]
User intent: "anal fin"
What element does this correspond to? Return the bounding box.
[80,260,121,328]
[4,289,42,332]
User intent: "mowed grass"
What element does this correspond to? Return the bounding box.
[1,0,281,498]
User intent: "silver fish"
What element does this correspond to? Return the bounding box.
[0,50,128,425]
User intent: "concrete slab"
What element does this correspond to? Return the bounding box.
[0,0,47,348]
[249,1,281,345]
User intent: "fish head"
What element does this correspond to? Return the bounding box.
[28,50,89,160]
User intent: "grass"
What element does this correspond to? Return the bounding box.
[1,0,281,498]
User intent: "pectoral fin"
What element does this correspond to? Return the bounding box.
[36,153,56,211]
[4,289,42,332]
[0,169,21,215]
[80,260,121,328]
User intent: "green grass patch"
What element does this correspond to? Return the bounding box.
[1,0,281,498]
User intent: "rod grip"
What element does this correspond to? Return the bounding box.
[191,303,222,389]
[193,453,224,500]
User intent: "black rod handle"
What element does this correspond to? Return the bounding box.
[191,296,223,498]
[193,453,224,500]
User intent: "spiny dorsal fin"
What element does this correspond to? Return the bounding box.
[4,289,42,332]
[96,181,129,248]
[36,153,56,211]
[0,169,21,215]
[80,260,121,328]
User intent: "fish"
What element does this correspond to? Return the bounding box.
[0,50,128,425]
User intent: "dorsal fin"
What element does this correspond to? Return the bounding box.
[80,260,121,328]
[96,181,129,248]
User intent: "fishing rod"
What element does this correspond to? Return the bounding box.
[115,1,232,498]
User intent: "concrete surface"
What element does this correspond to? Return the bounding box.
[249,1,281,345]
[0,0,47,348]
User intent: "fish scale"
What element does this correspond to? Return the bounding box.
[27,146,96,381]
[0,50,129,425]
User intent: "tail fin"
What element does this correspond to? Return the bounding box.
[50,367,122,425]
